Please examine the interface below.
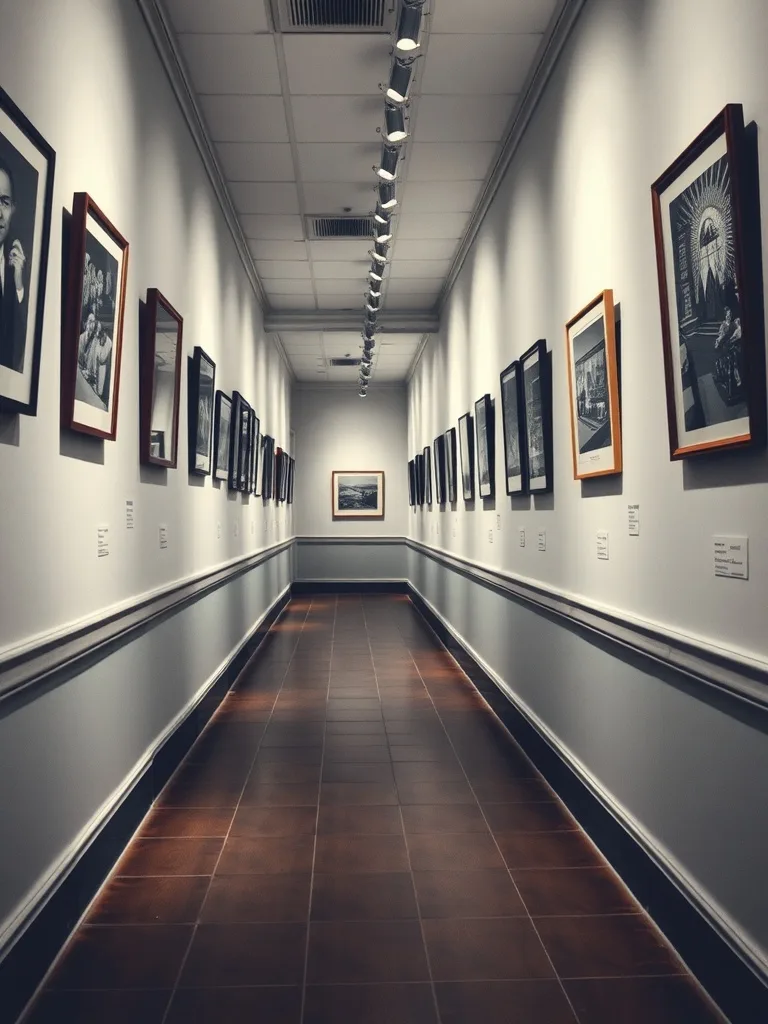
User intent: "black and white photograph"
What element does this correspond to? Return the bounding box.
[521,339,553,492]
[140,289,183,469]
[652,104,763,458]
[458,412,475,501]
[62,194,128,440]
[248,409,259,493]
[332,471,385,518]
[474,394,495,500]
[415,452,425,505]
[262,435,274,498]
[213,390,231,483]
[229,392,250,491]
[423,445,433,506]
[189,346,215,475]
[433,435,446,505]
[566,290,622,478]
[500,361,526,494]
[253,423,263,497]
[0,86,55,415]
[408,458,416,506]
[444,427,458,504]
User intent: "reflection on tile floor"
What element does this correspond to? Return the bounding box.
[23,595,725,1023]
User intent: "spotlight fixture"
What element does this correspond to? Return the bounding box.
[366,296,381,313]
[362,327,376,344]
[384,104,408,143]
[360,363,372,379]
[373,218,393,244]
[368,263,384,283]
[375,145,400,182]
[368,285,382,298]
[364,309,378,327]
[386,57,416,104]
[395,0,426,53]
[369,240,390,264]
[358,387,368,398]
[361,352,373,367]
[378,181,398,210]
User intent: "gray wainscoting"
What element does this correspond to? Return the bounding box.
[295,536,408,583]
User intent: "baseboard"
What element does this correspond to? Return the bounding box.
[291,580,408,595]
[0,587,290,1024]
[408,584,768,1024]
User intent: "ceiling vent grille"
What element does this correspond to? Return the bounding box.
[330,358,362,367]
[279,0,393,31]
[306,215,375,239]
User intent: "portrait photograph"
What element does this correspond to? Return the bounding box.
[61,193,129,440]
[0,85,55,416]
[213,390,231,483]
[332,471,385,519]
[474,394,495,500]
[500,361,526,494]
[444,427,458,504]
[189,346,215,475]
[652,104,764,458]
[140,289,183,469]
[521,339,553,492]
[458,412,475,501]
[423,445,433,506]
[566,290,622,478]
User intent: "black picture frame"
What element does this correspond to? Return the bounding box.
[0,86,56,415]
[444,427,458,504]
[248,409,259,493]
[433,435,446,505]
[415,452,424,505]
[500,360,527,495]
[229,391,247,491]
[287,456,295,504]
[422,445,433,506]
[213,390,231,483]
[520,339,553,493]
[458,412,475,501]
[262,435,275,498]
[474,394,495,500]
[407,459,416,506]
[188,346,215,475]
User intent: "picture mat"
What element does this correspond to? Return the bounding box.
[567,295,619,476]
[500,365,523,493]
[333,471,384,517]
[523,349,547,491]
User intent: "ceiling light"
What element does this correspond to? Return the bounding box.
[361,352,373,367]
[374,218,392,244]
[366,298,380,313]
[362,327,375,343]
[364,309,378,326]
[368,265,384,283]
[386,57,415,104]
[358,387,368,398]
[384,104,408,143]
[378,181,397,210]
[395,0,425,52]
[368,287,382,298]
[374,204,391,225]
[369,240,390,264]
[376,145,400,182]
[360,364,372,379]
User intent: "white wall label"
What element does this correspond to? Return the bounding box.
[714,536,749,579]
[538,530,546,552]
[488,529,494,544]
[125,500,134,530]
[159,525,168,550]
[519,528,526,547]
[628,504,640,536]
[97,524,109,558]
[496,515,501,531]
[597,531,609,560]
[217,522,222,539]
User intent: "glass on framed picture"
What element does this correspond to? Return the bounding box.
[500,361,526,495]
[474,394,494,500]
[458,412,475,501]
[520,339,553,492]
[332,471,385,518]
[422,445,433,506]
[444,427,458,503]
[189,346,215,475]
[213,390,231,483]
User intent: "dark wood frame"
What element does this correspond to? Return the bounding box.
[213,390,231,483]
[651,103,764,459]
[188,346,216,475]
[433,435,446,505]
[500,359,527,495]
[444,427,458,504]
[140,289,183,468]
[565,289,622,479]
[422,445,433,506]
[458,412,475,501]
[332,470,385,519]
[474,393,495,500]
[61,193,129,439]
[0,85,56,416]
[408,458,416,506]
[520,339,553,493]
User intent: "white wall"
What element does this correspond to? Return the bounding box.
[293,385,408,538]
[0,0,293,658]
[409,0,768,663]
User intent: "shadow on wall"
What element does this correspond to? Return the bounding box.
[0,414,19,447]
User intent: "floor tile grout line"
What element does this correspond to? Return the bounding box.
[157,600,311,1024]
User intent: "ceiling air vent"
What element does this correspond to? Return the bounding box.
[279,0,393,31]
[330,358,362,367]
[306,216,376,239]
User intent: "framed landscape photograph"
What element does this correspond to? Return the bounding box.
[458,412,475,500]
[433,435,446,505]
[474,394,495,499]
[140,289,183,469]
[444,427,457,503]
[500,360,526,495]
[332,471,385,519]
[408,458,416,506]
[61,193,129,439]
[566,290,622,478]
[651,104,763,458]
[0,85,55,416]
[423,445,433,506]
[415,452,425,505]
[521,339,553,492]
[189,346,215,475]
[213,390,231,483]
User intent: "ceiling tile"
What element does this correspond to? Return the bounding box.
[309,240,371,262]
[373,368,409,382]
[407,142,499,181]
[430,0,558,34]
[291,95,384,143]
[264,278,314,295]
[384,294,439,310]
[283,35,388,95]
[313,261,370,280]
[388,260,452,278]
[385,278,443,295]
[317,295,363,310]
[240,214,304,240]
[392,238,458,261]
[315,279,367,295]
[199,96,289,143]
[165,0,269,32]
[295,367,329,381]
[179,34,280,94]
[303,182,377,214]
[421,34,542,95]
[218,143,295,181]
[395,212,470,239]
[399,180,483,213]
[323,332,363,346]
[279,332,323,347]
[248,240,308,261]
[414,95,514,142]
[229,182,300,214]
[268,294,317,310]
[255,261,311,279]
[296,142,380,183]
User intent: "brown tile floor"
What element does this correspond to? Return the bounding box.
[23,595,726,1023]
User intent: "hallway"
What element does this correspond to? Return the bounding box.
[24,595,722,1023]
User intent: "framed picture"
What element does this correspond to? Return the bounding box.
[248,409,259,493]
[444,427,457,503]
[61,193,129,439]
[433,435,446,505]
[565,290,622,478]
[415,452,425,505]
[651,104,763,458]
[521,339,553,492]
[474,394,495,499]
[275,446,286,501]
[235,395,251,491]
[253,427,263,497]
[262,435,274,498]
[500,361,526,494]
[422,445,433,506]
[213,390,231,483]
[189,346,215,475]
[332,471,385,518]
[287,456,295,504]
[407,459,416,506]
[140,289,182,468]
[458,412,475,500]
[0,86,55,416]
